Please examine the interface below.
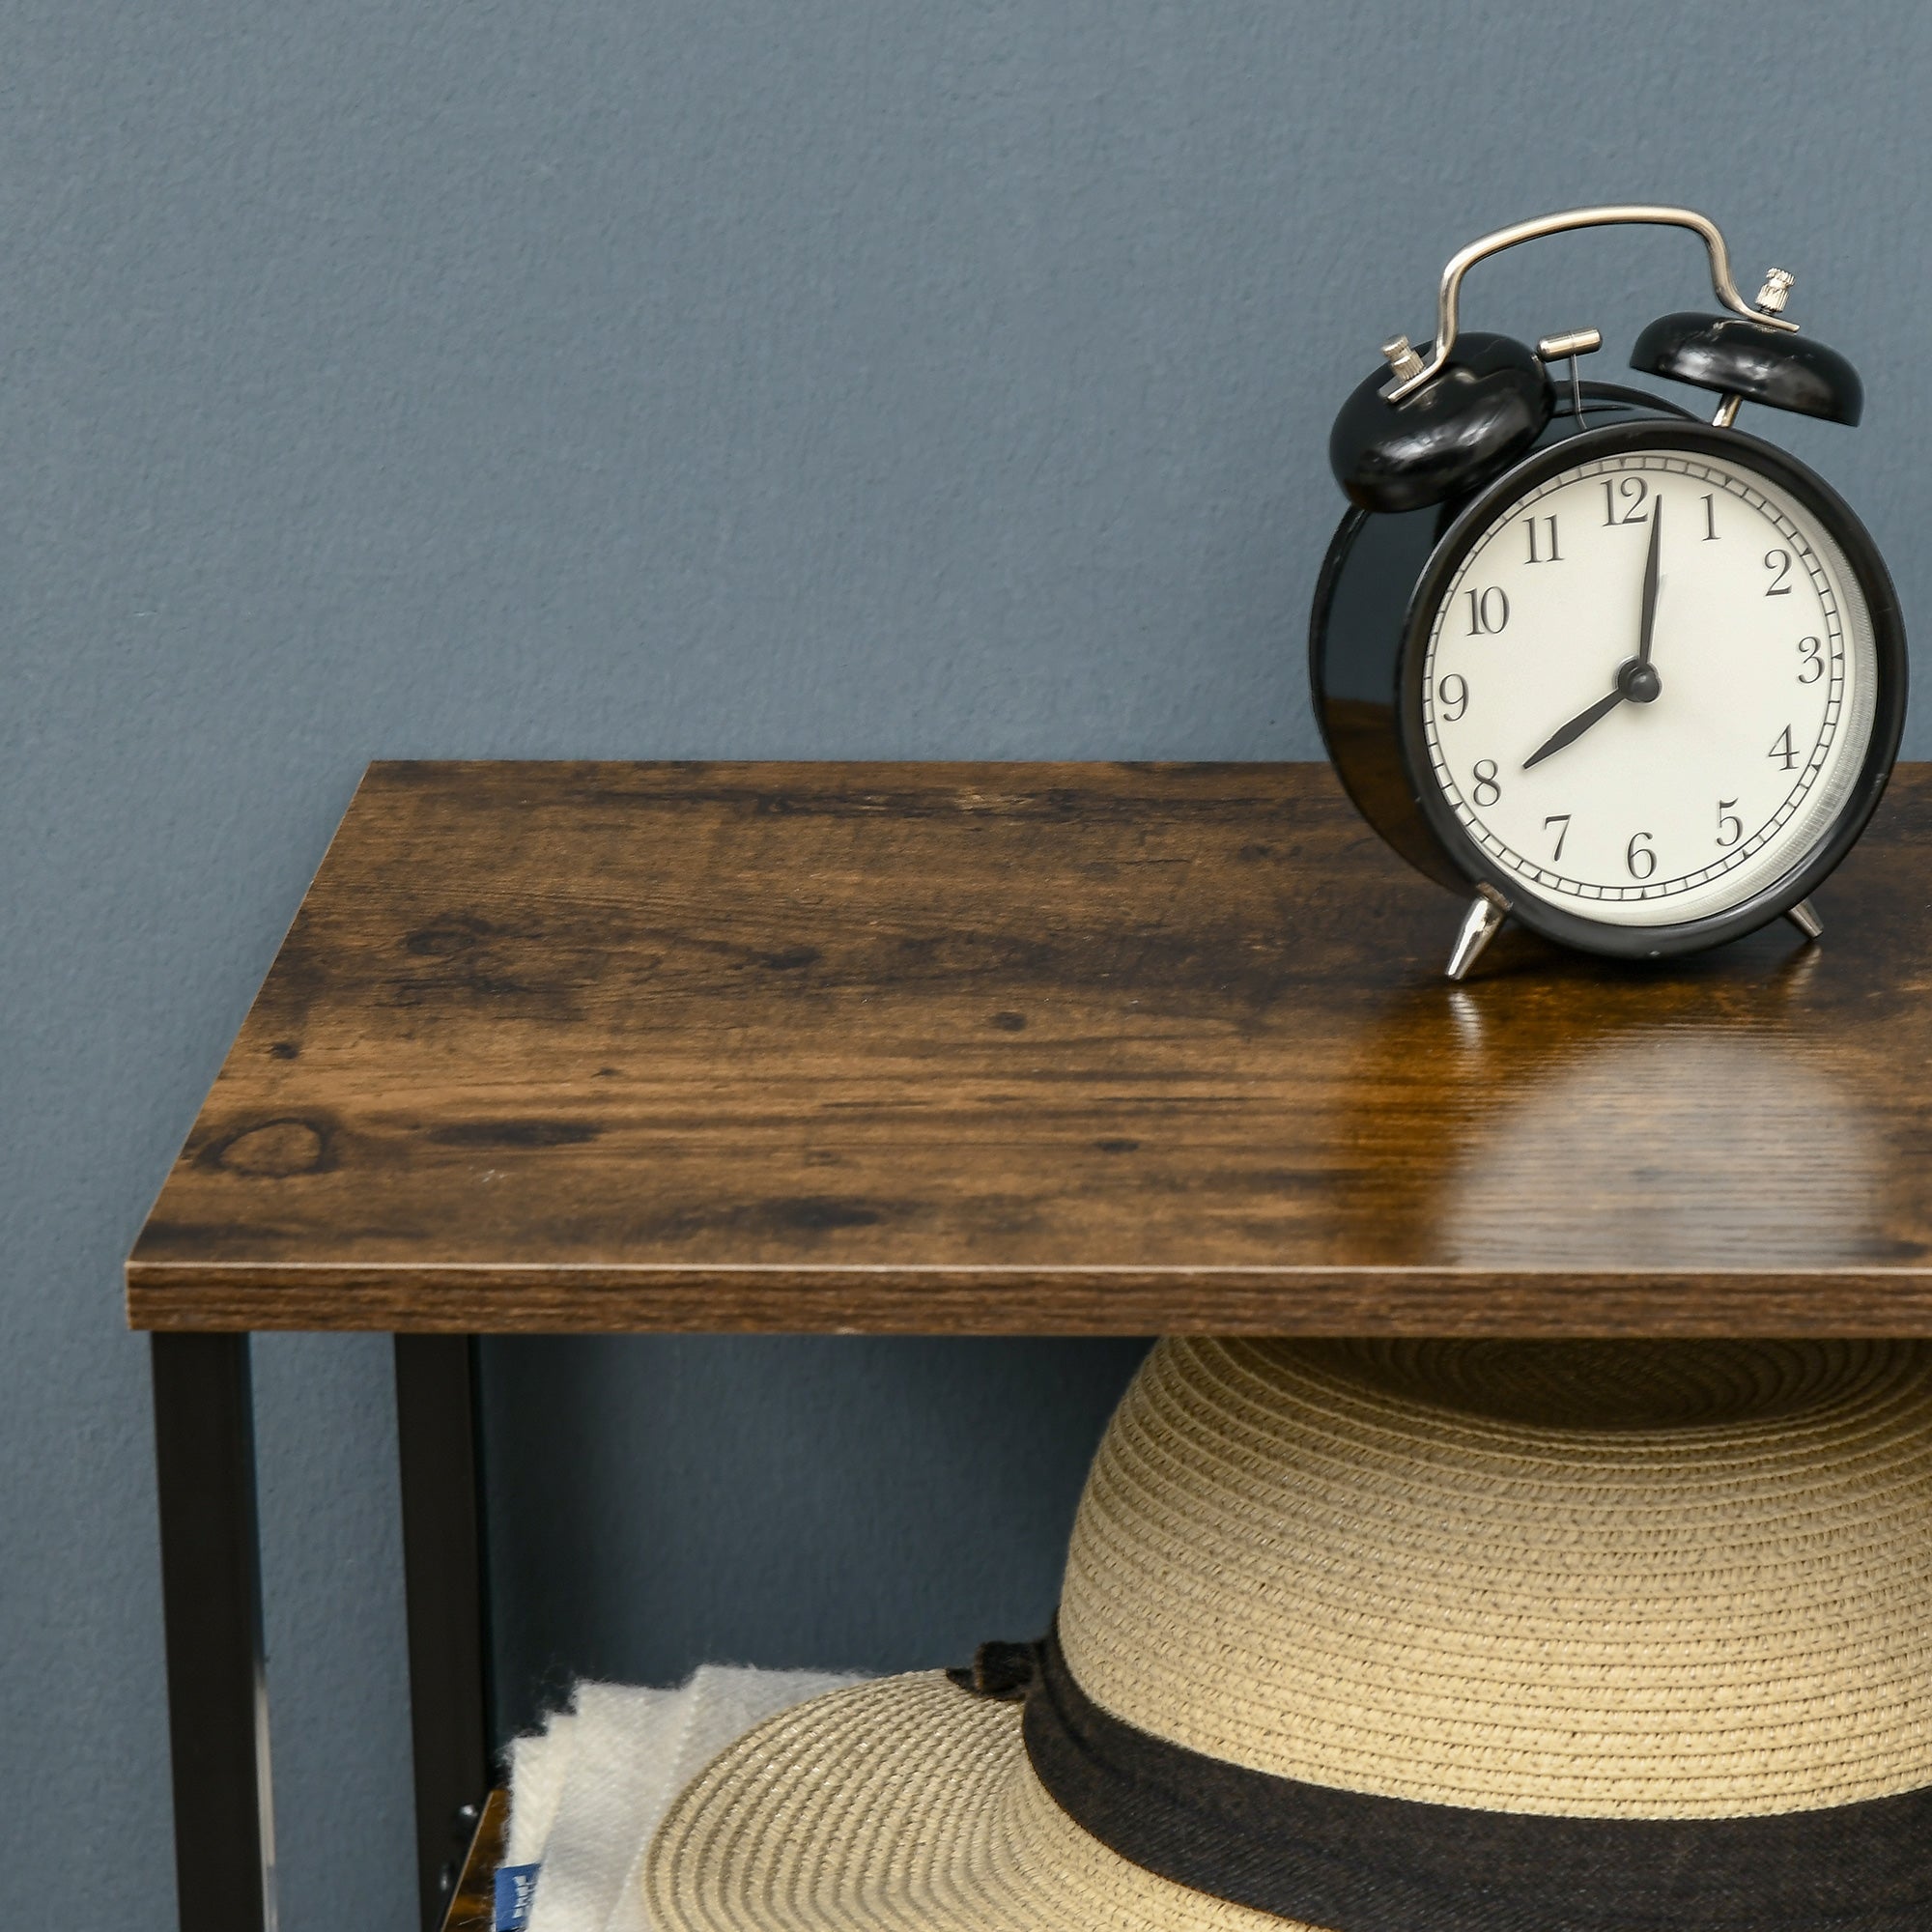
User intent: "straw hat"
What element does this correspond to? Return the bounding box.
[644,1338,1932,1930]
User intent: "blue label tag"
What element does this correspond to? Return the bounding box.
[495,1863,540,1931]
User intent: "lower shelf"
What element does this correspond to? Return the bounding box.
[440,1786,508,1932]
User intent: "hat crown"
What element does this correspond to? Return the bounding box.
[1058,1338,1932,1818]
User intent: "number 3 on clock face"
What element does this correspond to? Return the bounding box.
[1407,432,1889,939]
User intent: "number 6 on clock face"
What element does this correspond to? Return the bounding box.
[1403,422,1898,950]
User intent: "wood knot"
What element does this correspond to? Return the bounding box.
[204,1117,333,1178]
[404,918,489,957]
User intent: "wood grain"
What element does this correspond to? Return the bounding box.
[127,761,1932,1335]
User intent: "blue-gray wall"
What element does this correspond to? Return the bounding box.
[8,3,1932,1925]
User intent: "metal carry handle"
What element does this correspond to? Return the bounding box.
[1382,205,1798,403]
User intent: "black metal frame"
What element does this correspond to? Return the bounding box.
[152,1334,276,1932]
[150,1331,494,1932]
[396,1336,496,1929]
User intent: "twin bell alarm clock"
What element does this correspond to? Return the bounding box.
[1309,205,1906,980]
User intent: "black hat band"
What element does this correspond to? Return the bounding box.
[955,1626,1932,1932]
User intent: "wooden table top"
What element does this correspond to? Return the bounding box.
[128,760,1932,1335]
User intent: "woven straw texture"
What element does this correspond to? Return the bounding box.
[645,1337,1932,1931]
[643,1672,1295,1932]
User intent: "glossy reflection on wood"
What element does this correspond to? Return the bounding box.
[127,761,1932,1336]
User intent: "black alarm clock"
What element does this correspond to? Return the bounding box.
[1309,205,1906,980]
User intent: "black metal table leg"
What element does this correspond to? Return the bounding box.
[152,1332,275,1932]
[395,1336,495,1931]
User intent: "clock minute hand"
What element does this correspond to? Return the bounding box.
[1522,684,1627,770]
[1637,495,1663,666]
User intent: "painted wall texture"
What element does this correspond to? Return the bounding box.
[7,2,1932,1925]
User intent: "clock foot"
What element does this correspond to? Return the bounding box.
[1786,898,1824,942]
[1445,886,1510,981]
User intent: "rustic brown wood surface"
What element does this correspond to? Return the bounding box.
[439,1785,507,1932]
[128,760,1932,1335]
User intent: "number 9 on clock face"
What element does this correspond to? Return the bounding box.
[1406,430,1893,944]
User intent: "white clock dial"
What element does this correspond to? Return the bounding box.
[1421,447,1878,926]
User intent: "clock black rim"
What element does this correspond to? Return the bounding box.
[1308,385,1692,903]
[1397,417,1908,960]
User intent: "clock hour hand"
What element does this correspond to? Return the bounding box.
[1522,684,1627,770]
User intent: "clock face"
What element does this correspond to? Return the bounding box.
[1418,443,1880,927]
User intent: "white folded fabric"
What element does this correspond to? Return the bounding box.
[506,1707,588,1868]
[506,1665,864,1932]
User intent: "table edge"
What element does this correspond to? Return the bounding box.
[126,1263,1932,1336]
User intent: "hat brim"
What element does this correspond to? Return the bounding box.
[643,1671,1312,1931]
